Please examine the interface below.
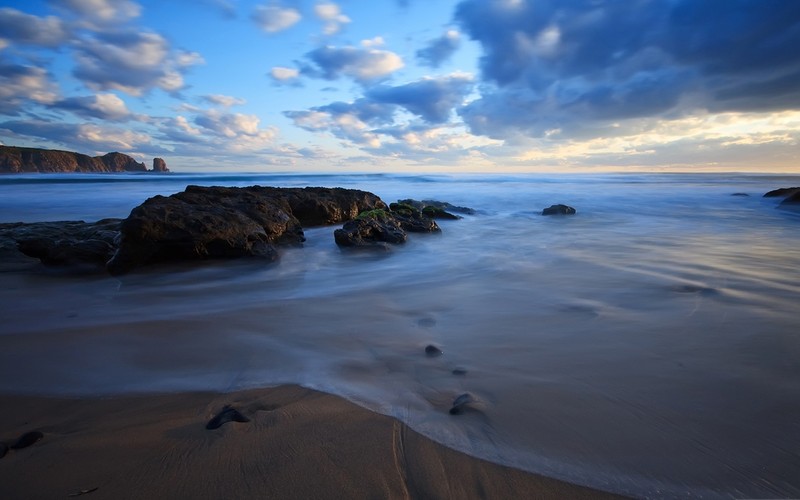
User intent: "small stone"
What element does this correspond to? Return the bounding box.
[449,393,476,415]
[425,344,443,357]
[542,204,576,216]
[10,431,43,449]
[451,367,468,376]
[206,405,250,430]
[0,442,7,458]
[731,193,749,197]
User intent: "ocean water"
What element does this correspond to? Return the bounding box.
[1,172,800,498]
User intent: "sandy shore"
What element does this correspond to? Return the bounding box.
[0,384,621,499]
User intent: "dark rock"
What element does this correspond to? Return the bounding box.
[422,205,461,220]
[206,405,250,430]
[10,431,43,449]
[397,199,475,216]
[779,192,800,206]
[764,187,800,198]
[451,367,468,376]
[425,344,443,357]
[334,211,406,250]
[449,393,475,415]
[152,157,169,172]
[0,442,7,459]
[4,219,121,269]
[108,186,385,274]
[0,145,150,173]
[542,204,576,216]
[731,193,749,197]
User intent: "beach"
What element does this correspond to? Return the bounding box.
[0,385,620,499]
[2,172,800,498]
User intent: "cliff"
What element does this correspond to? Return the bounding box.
[0,146,154,173]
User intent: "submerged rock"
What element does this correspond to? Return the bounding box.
[333,204,439,250]
[425,344,443,357]
[542,204,576,216]
[396,199,475,216]
[779,192,800,206]
[764,187,800,198]
[10,431,43,449]
[206,405,250,430]
[449,393,476,415]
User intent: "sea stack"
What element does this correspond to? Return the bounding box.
[152,157,169,172]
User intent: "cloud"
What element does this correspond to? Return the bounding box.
[0,118,152,152]
[55,93,134,121]
[454,0,800,142]
[202,94,246,107]
[201,0,237,19]
[314,2,351,35]
[50,0,141,24]
[0,8,70,47]
[416,30,460,68]
[270,66,300,83]
[366,74,473,123]
[72,31,203,96]
[0,63,59,114]
[252,3,301,33]
[285,74,477,155]
[302,44,404,83]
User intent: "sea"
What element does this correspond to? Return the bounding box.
[1,172,799,499]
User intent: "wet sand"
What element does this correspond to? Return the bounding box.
[0,385,622,499]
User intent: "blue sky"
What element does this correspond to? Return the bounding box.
[1,0,799,172]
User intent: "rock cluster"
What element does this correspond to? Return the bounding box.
[0,146,175,173]
[107,186,385,274]
[333,201,444,250]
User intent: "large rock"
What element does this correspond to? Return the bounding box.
[395,199,475,216]
[779,191,800,206]
[2,219,121,269]
[152,157,169,172]
[107,186,385,274]
[0,146,148,173]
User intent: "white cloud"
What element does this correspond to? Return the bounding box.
[252,4,301,33]
[52,0,141,24]
[361,37,385,48]
[57,93,133,121]
[304,45,404,83]
[202,94,246,107]
[73,31,198,95]
[0,64,59,113]
[314,2,351,35]
[270,66,300,82]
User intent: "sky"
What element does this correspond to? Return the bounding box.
[1,0,799,173]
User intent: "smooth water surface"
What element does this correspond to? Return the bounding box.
[1,172,799,498]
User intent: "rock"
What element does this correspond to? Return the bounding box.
[152,157,169,172]
[396,199,475,216]
[425,344,443,357]
[451,367,468,376]
[4,219,121,269]
[334,211,406,250]
[731,193,749,197]
[98,152,147,172]
[10,431,43,449]
[108,186,385,274]
[206,405,250,430]
[0,442,7,459]
[422,205,461,220]
[764,187,800,198]
[449,393,476,415]
[542,204,576,216]
[0,145,148,173]
[779,191,800,206]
